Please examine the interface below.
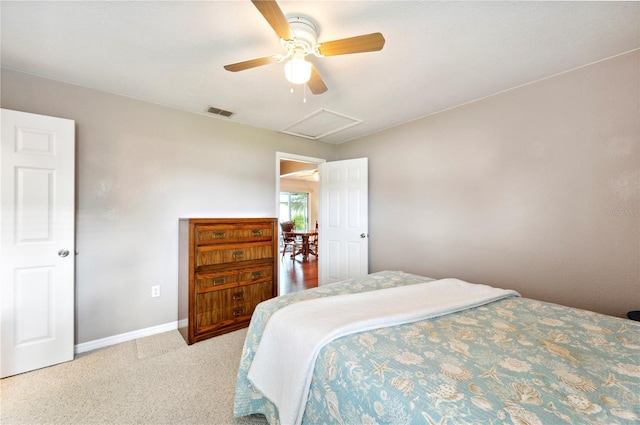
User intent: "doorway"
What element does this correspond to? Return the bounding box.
[276,152,325,294]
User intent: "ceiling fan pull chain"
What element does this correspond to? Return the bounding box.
[303,84,307,104]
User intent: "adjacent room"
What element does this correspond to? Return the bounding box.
[279,158,319,293]
[1,1,638,424]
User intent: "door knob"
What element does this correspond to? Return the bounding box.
[360,233,368,239]
[58,249,69,257]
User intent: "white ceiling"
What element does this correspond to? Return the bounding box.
[1,1,638,144]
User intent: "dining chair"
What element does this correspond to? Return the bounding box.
[309,220,318,257]
[280,221,298,258]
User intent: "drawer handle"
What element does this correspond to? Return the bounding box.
[233,307,245,317]
[213,231,226,238]
[251,229,263,236]
[233,250,245,259]
[252,271,263,280]
[232,292,245,301]
[213,277,226,286]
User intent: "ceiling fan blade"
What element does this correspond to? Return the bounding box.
[224,56,280,72]
[251,0,294,41]
[307,65,328,95]
[317,32,385,56]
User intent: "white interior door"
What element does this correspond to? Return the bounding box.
[319,158,368,285]
[1,109,75,378]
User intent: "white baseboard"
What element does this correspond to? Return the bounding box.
[75,321,178,354]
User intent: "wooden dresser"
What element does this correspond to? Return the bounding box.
[178,218,278,344]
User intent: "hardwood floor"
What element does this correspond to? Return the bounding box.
[278,253,318,295]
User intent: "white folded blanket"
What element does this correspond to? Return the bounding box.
[247,278,520,425]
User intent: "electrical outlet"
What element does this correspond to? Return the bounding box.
[151,285,160,298]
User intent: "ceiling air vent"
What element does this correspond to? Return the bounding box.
[207,106,234,118]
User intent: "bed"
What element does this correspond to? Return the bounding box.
[234,271,640,424]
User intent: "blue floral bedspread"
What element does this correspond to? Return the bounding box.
[234,271,640,424]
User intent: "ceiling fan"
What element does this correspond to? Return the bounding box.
[223,0,385,95]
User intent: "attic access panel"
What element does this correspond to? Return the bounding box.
[280,109,362,140]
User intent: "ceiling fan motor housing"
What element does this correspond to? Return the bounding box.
[286,16,318,54]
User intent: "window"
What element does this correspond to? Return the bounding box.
[280,191,309,230]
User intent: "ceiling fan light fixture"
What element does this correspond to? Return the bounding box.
[223,1,385,95]
[284,56,312,85]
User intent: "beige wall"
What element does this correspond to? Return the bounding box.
[337,51,640,318]
[1,69,336,343]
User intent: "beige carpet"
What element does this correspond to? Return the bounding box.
[1,329,268,425]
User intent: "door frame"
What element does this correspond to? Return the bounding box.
[275,152,325,292]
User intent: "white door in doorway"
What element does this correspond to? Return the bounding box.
[1,109,75,378]
[319,158,368,285]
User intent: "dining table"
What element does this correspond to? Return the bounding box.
[290,229,318,261]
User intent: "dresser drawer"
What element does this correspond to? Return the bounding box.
[196,223,274,245]
[236,223,274,242]
[195,224,237,245]
[195,241,274,267]
[195,265,272,292]
[195,269,239,291]
[238,265,273,286]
